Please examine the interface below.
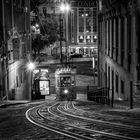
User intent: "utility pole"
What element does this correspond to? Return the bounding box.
[130,81,133,109]
[59,13,63,65]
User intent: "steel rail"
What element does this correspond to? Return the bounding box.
[26,103,92,140]
[39,102,139,140]
[56,102,140,140]
[62,101,140,132]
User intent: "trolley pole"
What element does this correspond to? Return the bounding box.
[59,14,63,65]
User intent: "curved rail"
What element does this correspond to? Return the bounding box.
[26,101,140,140]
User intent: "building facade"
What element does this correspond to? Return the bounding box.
[68,0,98,58]
[36,0,98,59]
[98,0,140,101]
[0,0,31,100]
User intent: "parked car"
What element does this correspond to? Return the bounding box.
[69,53,82,59]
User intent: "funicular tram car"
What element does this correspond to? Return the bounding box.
[55,67,76,101]
[32,69,50,100]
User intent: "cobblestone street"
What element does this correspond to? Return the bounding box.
[0,101,68,140]
[1,98,140,140]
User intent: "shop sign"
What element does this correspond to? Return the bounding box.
[71,1,96,7]
[39,80,50,95]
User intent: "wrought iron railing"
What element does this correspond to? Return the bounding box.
[87,86,110,105]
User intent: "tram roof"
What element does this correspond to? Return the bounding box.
[55,67,76,75]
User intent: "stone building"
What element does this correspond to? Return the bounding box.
[36,0,98,59]
[0,0,31,100]
[98,0,140,101]
[68,0,98,58]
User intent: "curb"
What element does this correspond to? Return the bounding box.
[0,101,30,108]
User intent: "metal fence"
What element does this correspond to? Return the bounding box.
[87,86,110,105]
[49,86,110,105]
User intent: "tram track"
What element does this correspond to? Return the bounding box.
[26,103,82,140]
[26,101,140,140]
[54,102,140,139]
[67,101,140,131]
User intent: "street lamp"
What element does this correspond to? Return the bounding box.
[59,3,71,65]
[60,3,70,12]
[27,62,35,71]
[27,62,35,100]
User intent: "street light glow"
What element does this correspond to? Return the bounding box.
[35,23,39,28]
[60,3,70,12]
[27,62,35,71]
[64,89,68,94]
[60,3,65,12]
[65,3,70,12]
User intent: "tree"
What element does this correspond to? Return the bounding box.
[40,15,59,46]
[32,34,44,57]
[31,1,60,57]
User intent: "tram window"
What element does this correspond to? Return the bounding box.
[71,76,75,86]
[57,78,60,87]
[60,77,71,87]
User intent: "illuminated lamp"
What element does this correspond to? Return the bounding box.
[64,89,68,94]
[27,62,35,71]
[60,3,65,12]
[87,35,90,39]
[94,35,97,39]
[65,3,70,12]
[35,23,39,28]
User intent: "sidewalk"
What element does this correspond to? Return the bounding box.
[76,93,140,110]
[113,100,140,110]
[1,94,140,110]
[0,94,56,108]
[0,100,29,108]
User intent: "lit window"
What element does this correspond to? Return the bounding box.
[99,0,102,11]
[93,35,97,42]
[79,36,84,43]
[87,36,90,39]
[86,36,91,43]
[79,8,84,17]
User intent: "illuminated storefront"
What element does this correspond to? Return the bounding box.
[69,0,98,58]
[37,0,98,58]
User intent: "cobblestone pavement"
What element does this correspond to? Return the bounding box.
[0,98,140,140]
[74,100,140,127]
[0,101,70,140]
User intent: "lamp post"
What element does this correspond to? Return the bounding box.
[59,13,63,64]
[27,62,35,100]
[59,3,70,65]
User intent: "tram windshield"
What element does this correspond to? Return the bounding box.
[57,76,71,87]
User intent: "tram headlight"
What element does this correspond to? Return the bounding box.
[64,89,69,94]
